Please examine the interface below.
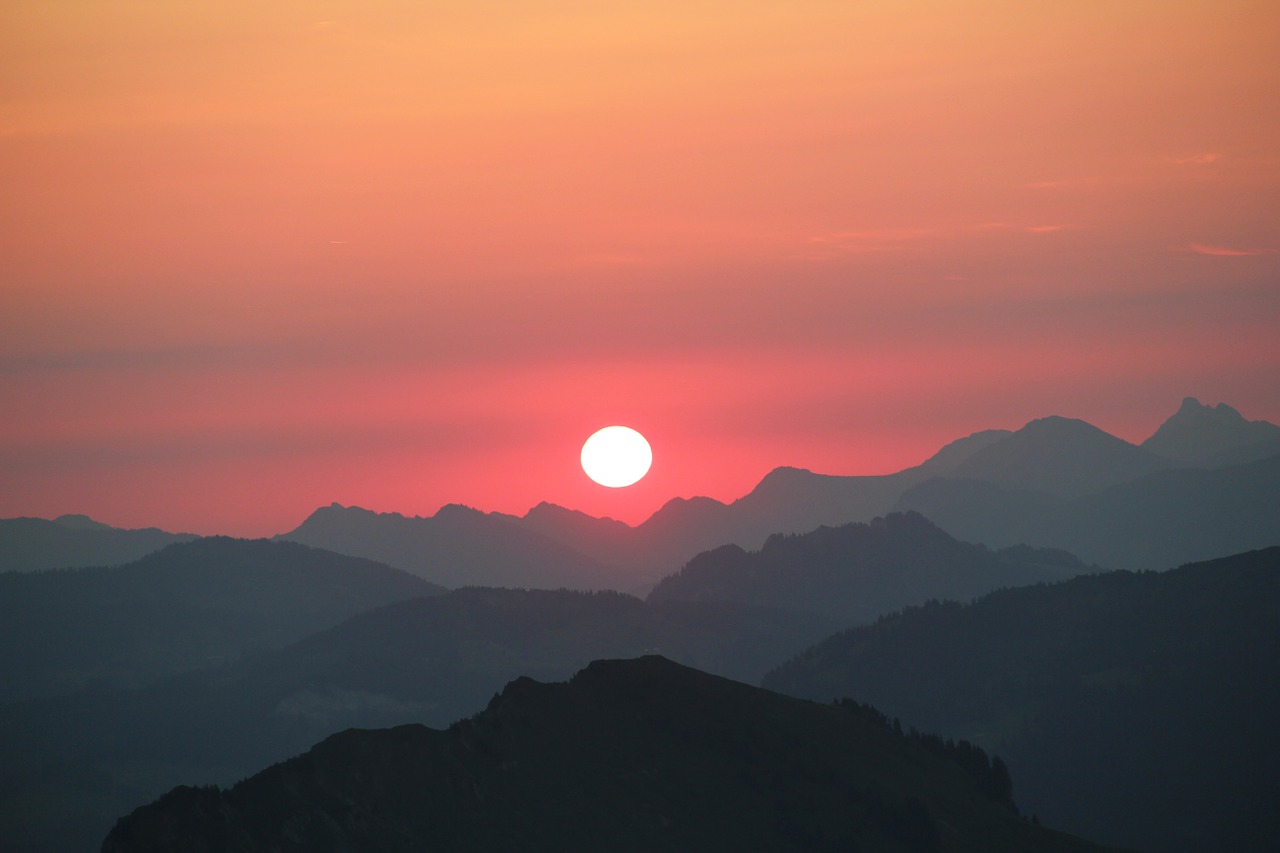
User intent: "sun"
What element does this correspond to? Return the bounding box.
[581,426,653,488]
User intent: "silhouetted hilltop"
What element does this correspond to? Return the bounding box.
[894,452,1280,570]
[763,547,1280,853]
[0,515,197,573]
[103,656,1112,853]
[0,536,440,702]
[279,502,627,589]
[647,512,1092,623]
[1,588,836,851]
[1141,396,1280,465]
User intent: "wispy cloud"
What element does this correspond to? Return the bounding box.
[1026,224,1069,233]
[1183,243,1269,257]
[801,227,934,259]
[807,227,933,248]
[1170,152,1221,166]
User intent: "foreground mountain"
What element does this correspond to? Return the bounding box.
[763,547,1280,853]
[103,656,1112,853]
[647,512,1093,622]
[0,588,837,851]
[894,452,1280,569]
[0,537,441,702]
[0,515,197,573]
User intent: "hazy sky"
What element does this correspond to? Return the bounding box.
[3,1,1278,535]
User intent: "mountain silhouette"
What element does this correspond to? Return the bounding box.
[0,536,441,703]
[894,452,1280,570]
[279,502,634,590]
[1141,396,1280,465]
[0,588,837,851]
[278,399,1272,592]
[0,515,197,573]
[102,656,1113,853]
[763,547,1280,853]
[943,416,1170,497]
[647,512,1093,622]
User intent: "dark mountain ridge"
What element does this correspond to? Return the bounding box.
[647,511,1094,622]
[762,547,1280,853]
[103,656,1113,853]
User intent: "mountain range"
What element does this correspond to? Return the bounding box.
[7,397,1274,588]
[2,395,1275,851]
[276,397,1279,586]
[102,656,1114,853]
[762,547,1280,853]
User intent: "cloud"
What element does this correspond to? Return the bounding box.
[1170,153,1221,166]
[807,227,933,247]
[1026,224,1068,233]
[1183,243,1268,257]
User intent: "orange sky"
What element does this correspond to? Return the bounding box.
[2,1,1278,535]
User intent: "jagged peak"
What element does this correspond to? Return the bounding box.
[1178,395,1205,411]
[1172,396,1245,422]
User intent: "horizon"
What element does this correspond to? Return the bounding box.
[3,2,1278,537]
[11,394,1274,538]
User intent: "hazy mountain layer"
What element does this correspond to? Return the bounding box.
[103,656,1113,853]
[0,515,197,573]
[943,416,1170,497]
[646,512,1093,622]
[0,588,838,852]
[763,547,1280,853]
[894,453,1280,570]
[0,537,441,702]
[277,399,1275,592]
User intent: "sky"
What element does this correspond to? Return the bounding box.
[2,0,1278,536]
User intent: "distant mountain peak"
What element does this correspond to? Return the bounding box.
[1018,414,1117,438]
[756,465,816,483]
[433,503,483,520]
[52,513,113,531]
[1176,395,1243,418]
[1143,397,1280,465]
[944,414,1165,498]
[524,501,625,525]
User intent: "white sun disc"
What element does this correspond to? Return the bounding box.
[581,426,653,488]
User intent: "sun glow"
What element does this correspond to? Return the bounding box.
[580,426,653,488]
